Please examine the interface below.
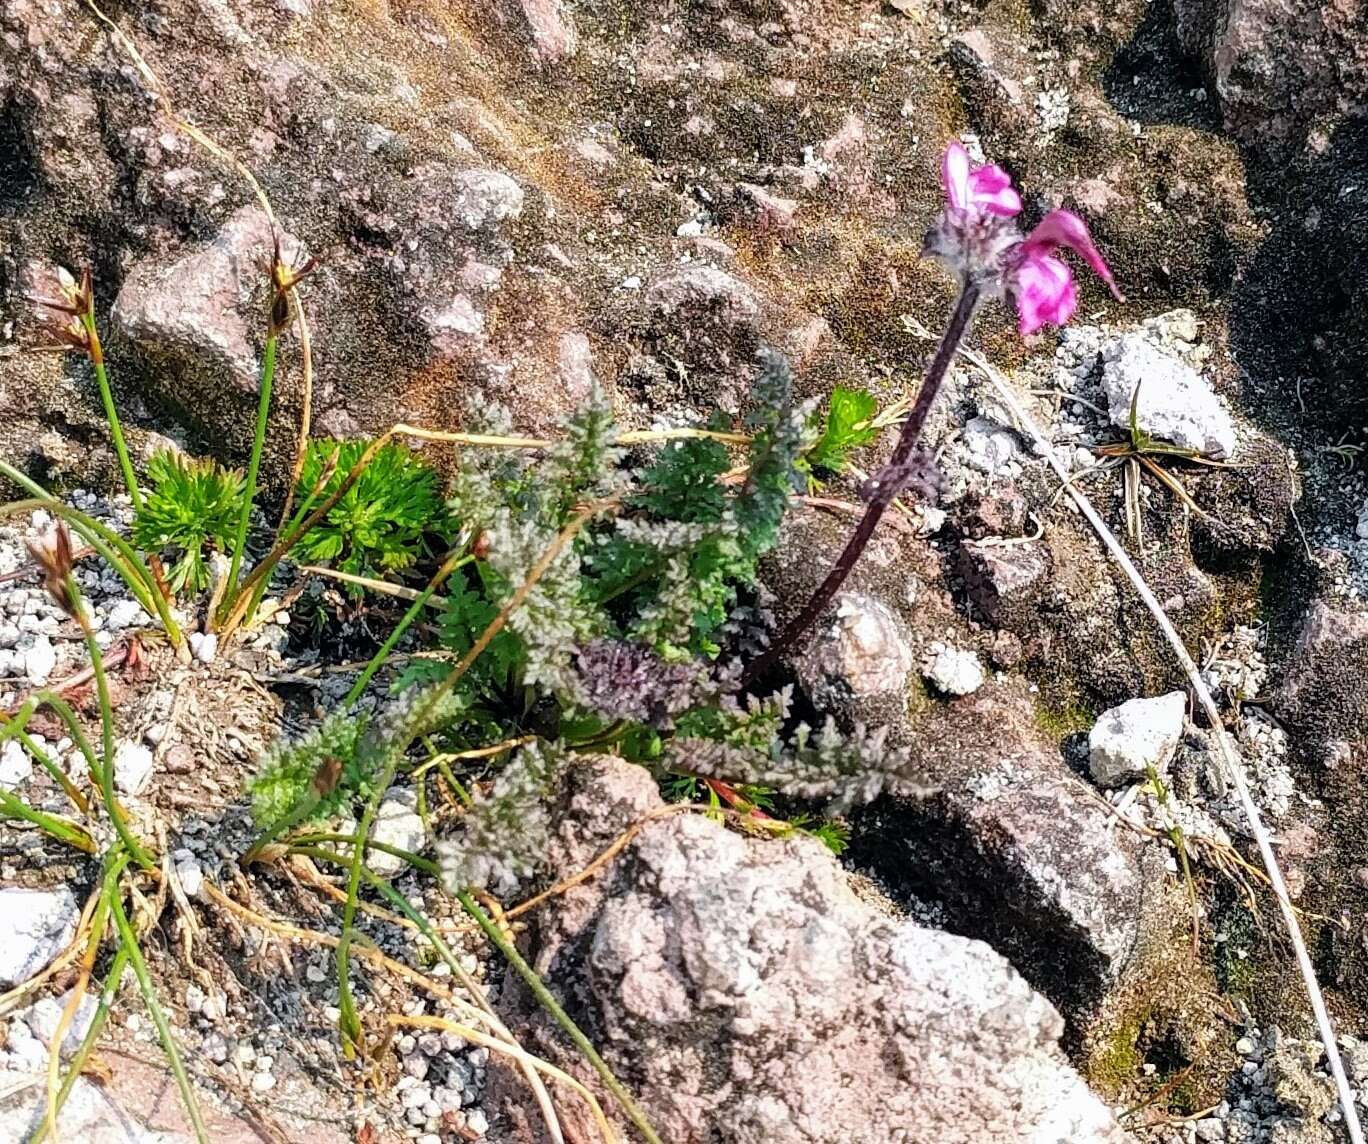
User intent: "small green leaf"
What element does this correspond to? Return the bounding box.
[807,386,881,474]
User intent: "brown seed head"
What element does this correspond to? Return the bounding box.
[26,521,80,619]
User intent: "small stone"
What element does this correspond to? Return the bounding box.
[174,850,204,898]
[186,983,206,1013]
[1195,1117,1225,1141]
[250,1071,276,1093]
[0,738,30,789]
[24,990,99,1056]
[23,635,57,685]
[1236,1036,1256,1057]
[923,646,985,696]
[417,1134,442,1144]
[369,788,428,876]
[203,1031,229,1063]
[404,1054,430,1080]
[306,964,327,983]
[114,740,156,795]
[962,416,1021,474]
[418,1033,442,1056]
[1100,327,1237,458]
[189,631,218,663]
[104,599,146,629]
[466,1109,489,1135]
[1087,692,1187,789]
[0,887,79,988]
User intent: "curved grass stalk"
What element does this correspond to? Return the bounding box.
[0,710,89,813]
[392,422,751,450]
[458,890,661,1144]
[107,869,208,1143]
[68,573,154,872]
[0,788,96,853]
[285,833,439,876]
[333,499,617,1058]
[45,852,127,1136]
[0,471,160,619]
[960,345,1365,1144]
[82,316,142,511]
[33,943,130,1142]
[291,845,567,1144]
[223,335,277,609]
[342,548,471,708]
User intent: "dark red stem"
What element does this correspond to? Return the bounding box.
[740,283,981,688]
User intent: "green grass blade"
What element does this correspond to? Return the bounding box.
[0,787,96,853]
[107,877,208,1143]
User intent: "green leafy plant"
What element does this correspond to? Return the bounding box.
[131,451,244,594]
[805,385,880,475]
[292,439,449,589]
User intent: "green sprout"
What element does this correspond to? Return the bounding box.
[131,451,244,595]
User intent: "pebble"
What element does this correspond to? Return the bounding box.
[922,645,984,696]
[174,850,204,898]
[250,1071,276,1093]
[0,886,79,989]
[23,635,57,685]
[0,739,30,788]
[189,631,218,663]
[1236,1036,1256,1056]
[103,599,146,629]
[114,740,156,795]
[466,1109,489,1135]
[203,1031,229,1063]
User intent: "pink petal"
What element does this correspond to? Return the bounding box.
[1021,209,1123,300]
[967,164,1023,217]
[941,142,971,212]
[1013,253,1078,335]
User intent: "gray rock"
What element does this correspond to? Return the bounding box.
[962,415,1021,474]
[0,887,79,989]
[490,758,1128,1143]
[112,206,306,396]
[103,599,146,630]
[1100,332,1237,458]
[114,740,156,795]
[24,990,99,1057]
[1273,596,1368,758]
[795,593,914,709]
[370,787,427,877]
[923,645,985,696]
[645,265,759,331]
[0,739,30,789]
[848,686,1162,1021]
[1172,0,1365,146]
[1087,692,1187,788]
[23,635,57,685]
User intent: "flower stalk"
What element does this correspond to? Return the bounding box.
[741,283,981,684]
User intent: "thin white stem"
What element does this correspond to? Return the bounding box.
[960,345,1363,1144]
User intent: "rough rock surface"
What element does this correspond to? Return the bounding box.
[794,592,915,711]
[1173,0,1367,145]
[1088,691,1188,789]
[0,887,79,990]
[489,758,1128,1144]
[849,685,1164,1023]
[1101,332,1237,458]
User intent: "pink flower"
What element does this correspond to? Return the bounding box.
[927,140,1123,337]
[1010,209,1124,335]
[940,141,1022,218]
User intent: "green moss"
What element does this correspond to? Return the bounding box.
[1088,1012,1145,1096]
[1032,698,1094,741]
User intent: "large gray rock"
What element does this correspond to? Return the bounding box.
[489,758,1128,1144]
[112,207,304,398]
[1274,595,1368,761]
[1088,692,1187,789]
[1172,0,1366,145]
[849,686,1162,1021]
[0,886,79,989]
